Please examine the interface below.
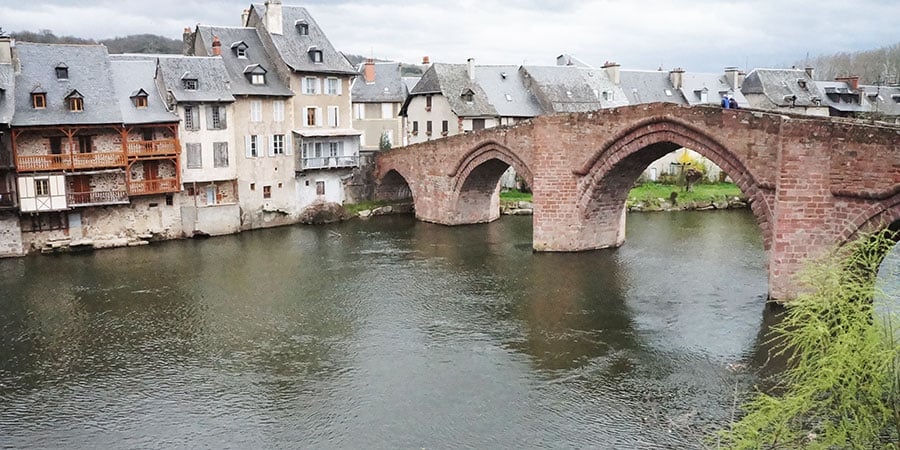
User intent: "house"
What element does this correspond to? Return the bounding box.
[351,60,407,152]
[814,75,900,122]
[186,25,296,230]
[741,68,829,116]
[0,35,23,256]
[11,42,181,250]
[668,66,749,108]
[244,0,363,206]
[520,62,628,113]
[618,68,688,106]
[154,55,242,236]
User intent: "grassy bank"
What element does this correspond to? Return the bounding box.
[500,182,744,205]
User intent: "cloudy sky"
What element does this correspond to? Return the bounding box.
[2,0,899,72]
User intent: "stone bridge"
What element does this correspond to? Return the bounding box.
[375,103,900,300]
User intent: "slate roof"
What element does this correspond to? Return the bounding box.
[679,72,748,107]
[155,56,236,103]
[195,26,292,97]
[12,43,122,126]
[0,63,14,124]
[250,3,356,75]
[815,80,867,113]
[520,65,628,113]
[408,63,497,117]
[351,62,407,103]
[109,59,179,124]
[475,65,543,118]
[619,70,687,105]
[741,68,822,108]
[861,85,900,117]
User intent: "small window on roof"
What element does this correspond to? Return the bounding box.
[461,89,474,103]
[55,63,68,80]
[665,89,673,96]
[231,41,249,58]
[66,90,84,112]
[309,49,323,63]
[183,78,198,90]
[131,89,149,109]
[251,73,265,85]
[296,20,309,35]
[31,92,46,109]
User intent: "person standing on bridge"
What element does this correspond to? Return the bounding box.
[729,96,738,109]
[721,95,730,109]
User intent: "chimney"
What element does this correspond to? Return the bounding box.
[724,66,740,91]
[602,61,621,85]
[556,54,572,66]
[836,75,860,91]
[422,56,430,65]
[467,58,475,81]
[265,0,283,35]
[211,35,222,56]
[669,67,685,90]
[364,58,376,83]
[182,27,194,56]
[241,9,250,26]
[0,36,12,65]
[804,67,815,80]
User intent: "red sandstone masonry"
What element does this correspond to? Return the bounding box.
[376,103,900,300]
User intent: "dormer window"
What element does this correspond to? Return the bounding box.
[244,64,267,85]
[31,92,46,109]
[295,20,309,35]
[55,63,68,80]
[131,89,149,109]
[66,90,84,112]
[461,89,474,103]
[183,78,198,90]
[797,79,808,89]
[231,41,249,58]
[308,47,323,63]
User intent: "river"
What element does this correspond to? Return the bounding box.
[0,211,777,448]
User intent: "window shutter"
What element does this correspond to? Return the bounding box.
[206,105,213,130]
[317,78,323,95]
[327,107,336,128]
[285,133,293,156]
[267,135,275,157]
[336,78,343,95]
[315,108,322,127]
[245,135,252,158]
[192,107,199,130]
[220,106,227,129]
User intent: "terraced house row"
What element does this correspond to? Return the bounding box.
[0,1,362,256]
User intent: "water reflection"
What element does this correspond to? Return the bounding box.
[0,211,772,448]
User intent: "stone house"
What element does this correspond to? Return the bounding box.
[814,75,900,122]
[11,42,182,251]
[244,0,362,207]
[351,60,408,152]
[154,55,242,236]
[741,68,830,116]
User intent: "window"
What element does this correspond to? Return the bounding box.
[133,95,148,108]
[186,143,202,169]
[247,135,259,158]
[31,93,46,109]
[326,78,341,95]
[354,103,364,119]
[441,120,448,135]
[183,78,198,90]
[309,49,323,63]
[250,183,255,191]
[251,73,265,85]
[250,100,262,122]
[49,137,62,155]
[426,120,432,136]
[412,121,418,135]
[35,178,50,196]
[213,142,228,168]
[78,135,92,153]
[236,47,247,58]
[207,105,226,130]
[304,77,319,95]
[68,97,83,112]
[425,95,432,111]
[263,185,271,199]
[305,107,320,126]
[472,119,485,131]
[327,106,339,127]
[55,65,68,80]
[381,103,392,119]
[273,134,285,155]
[184,105,199,130]
[316,181,325,196]
[462,90,474,103]
[273,100,284,122]
[296,21,309,35]
[328,141,342,157]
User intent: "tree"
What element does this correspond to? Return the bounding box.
[378,131,392,151]
[716,230,900,449]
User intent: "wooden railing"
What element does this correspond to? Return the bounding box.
[127,139,179,157]
[128,178,179,196]
[299,155,359,171]
[67,190,129,207]
[17,152,126,172]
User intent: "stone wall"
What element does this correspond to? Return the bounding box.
[0,212,23,257]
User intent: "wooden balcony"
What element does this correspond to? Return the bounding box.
[299,155,360,171]
[67,190,129,207]
[17,152,126,172]
[127,139,179,158]
[128,178,179,196]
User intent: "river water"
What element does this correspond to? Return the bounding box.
[0,211,777,448]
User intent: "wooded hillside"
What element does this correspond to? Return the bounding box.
[798,43,900,85]
[7,29,181,54]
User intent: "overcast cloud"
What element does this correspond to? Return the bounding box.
[2,0,899,72]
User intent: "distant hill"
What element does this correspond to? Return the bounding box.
[797,43,900,85]
[9,30,181,54]
[342,52,425,77]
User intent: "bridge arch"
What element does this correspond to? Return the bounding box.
[446,140,534,224]
[838,194,900,245]
[374,167,415,204]
[574,117,774,250]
